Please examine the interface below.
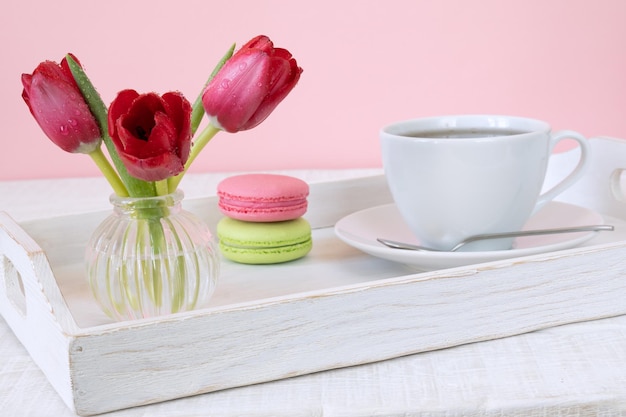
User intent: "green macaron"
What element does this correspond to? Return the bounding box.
[217,217,312,264]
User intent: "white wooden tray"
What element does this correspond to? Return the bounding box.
[2,137,626,416]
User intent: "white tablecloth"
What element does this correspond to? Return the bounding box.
[2,170,626,417]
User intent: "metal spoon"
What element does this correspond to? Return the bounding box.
[377,224,614,252]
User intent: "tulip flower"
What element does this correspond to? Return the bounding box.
[202,35,303,133]
[108,89,192,183]
[22,38,303,197]
[21,56,102,154]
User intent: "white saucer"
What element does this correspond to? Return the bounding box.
[334,201,604,271]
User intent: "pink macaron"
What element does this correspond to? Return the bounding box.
[217,173,309,222]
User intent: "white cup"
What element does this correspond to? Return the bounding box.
[380,115,591,251]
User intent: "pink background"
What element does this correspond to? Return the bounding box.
[2,0,625,181]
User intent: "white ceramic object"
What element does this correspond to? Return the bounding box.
[380,115,590,251]
[335,201,605,271]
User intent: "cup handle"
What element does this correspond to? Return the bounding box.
[535,130,591,211]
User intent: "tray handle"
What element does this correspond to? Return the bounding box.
[0,211,79,334]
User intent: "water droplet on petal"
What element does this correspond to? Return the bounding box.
[59,125,69,135]
[220,79,231,89]
[68,118,78,126]
[238,62,248,71]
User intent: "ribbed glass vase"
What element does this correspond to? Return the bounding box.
[85,190,220,321]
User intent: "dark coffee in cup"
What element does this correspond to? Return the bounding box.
[407,128,528,139]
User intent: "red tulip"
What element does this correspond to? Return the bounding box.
[108,89,192,182]
[202,35,302,133]
[21,55,101,153]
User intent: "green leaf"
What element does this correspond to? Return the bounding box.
[190,43,236,135]
[65,55,156,197]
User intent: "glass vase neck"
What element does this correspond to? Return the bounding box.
[109,190,184,217]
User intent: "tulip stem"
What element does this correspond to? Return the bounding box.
[155,180,169,196]
[89,147,129,197]
[168,124,221,192]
